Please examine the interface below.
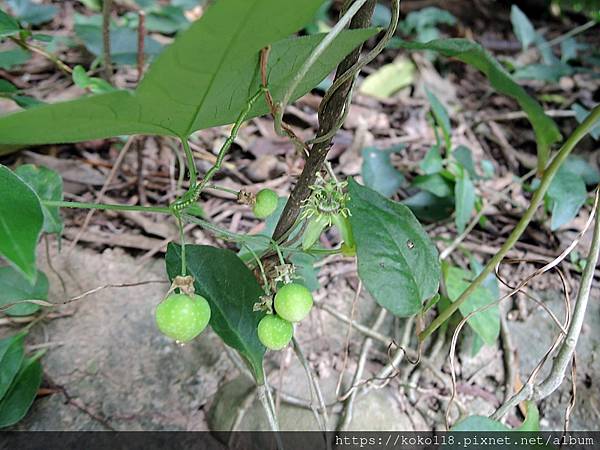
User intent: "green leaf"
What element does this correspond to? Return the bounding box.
[546,166,587,230]
[443,263,499,345]
[0,332,25,401]
[359,57,415,98]
[412,173,453,198]
[0,47,31,70]
[290,253,320,292]
[72,65,116,95]
[454,170,476,233]
[0,267,48,316]
[348,178,440,317]
[0,80,17,93]
[513,63,573,83]
[165,244,267,383]
[361,146,405,197]
[14,165,64,235]
[562,155,600,185]
[0,9,21,37]
[419,146,444,174]
[402,190,454,222]
[0,356,43,428]
[516,401,540,432]
[452,415,509,431]
[6,0,57,25]
[510,5,537,51]
[453,145,477,179]
[394,38,562,170]
[0,165,43,282]
[426,88,451,150]
[572,103,600,140]
[0,0,376,148]
[400,7,456,35]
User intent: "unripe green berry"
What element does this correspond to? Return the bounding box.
[252,188,278,219]
[274,283,313,323]
[155,293,211,342]
[257,315,293,350]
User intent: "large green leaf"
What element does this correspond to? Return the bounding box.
[0,267,48,316]
[348,178,440,317]
[14,165,63,235]
[0,0,376,148]
[394,38,562,170]
[165,244,267,383]
[443,263,499,346]
[0,165,43,283]
[0,332,25,401]
[0,356,43,428]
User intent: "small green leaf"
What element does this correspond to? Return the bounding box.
[419,146,444,174]
[359,57,415,99]
[0,332,25,400]
[402,190,454,222]
[0,165,43,283]
[412,173,453,198]
[510,5,537,51]
[0,9,21,37]
[394,38,562,170]
[426,88,451,151]
[165,244,266,383]
[349,178,440,317]
[572,103,600,140]
[453,145,477,179]
[546,166,587,230]
[361,146,405,197]
[14,164,64,235]
[454,170,476,233]
[290,253,320,292]
[443,263,499,345]
[0,267,48,316]
[0,356,43,428]
[72,65,116,94]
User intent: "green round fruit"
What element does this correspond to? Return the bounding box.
[155,293,211,342]
[257,315,293,350]
[253,188,278,219]
[274,283,313,323]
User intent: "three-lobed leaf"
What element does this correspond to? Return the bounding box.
[0,0,376,149]
[165,244,267,383]
[348,178,440,317]
[0,165,43,283]
[393,38,562,171]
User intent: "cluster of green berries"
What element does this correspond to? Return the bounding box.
[257,283,313,351]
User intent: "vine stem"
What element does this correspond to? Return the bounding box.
[42,200,172,215]
[181,138,197,185]
[419,104,600,342]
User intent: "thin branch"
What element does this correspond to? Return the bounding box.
[102,0,113,82]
